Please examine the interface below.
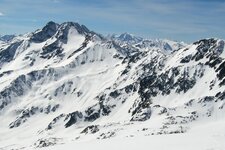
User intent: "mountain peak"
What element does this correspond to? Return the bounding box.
[111,32,143,44]
[30,21,59,43]
[46,21,57,26]
[59,22,90,35]
[43,21,59,31]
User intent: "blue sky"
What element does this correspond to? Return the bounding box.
[0,0,225,42]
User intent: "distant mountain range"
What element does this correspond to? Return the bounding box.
[0,34,16,42]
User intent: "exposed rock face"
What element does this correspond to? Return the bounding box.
[0,41,23,67]
[31,21,59,43]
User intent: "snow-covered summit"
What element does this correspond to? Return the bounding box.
[109,33,186,54]
[111,32,143,44]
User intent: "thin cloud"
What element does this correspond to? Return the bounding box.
[0,12,4,16]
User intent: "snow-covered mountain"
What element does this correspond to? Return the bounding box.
[109,33,143,44]
[0,34,16,42]
[0,21,225,150]
[109,33,186,54]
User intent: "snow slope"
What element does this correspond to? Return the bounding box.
[0,22,225,149]
[48,119,225,150]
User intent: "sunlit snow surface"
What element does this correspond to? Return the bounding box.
[0,22,225,150]
[49,120,225,150]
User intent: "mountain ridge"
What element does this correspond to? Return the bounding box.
[0,21,225,149]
